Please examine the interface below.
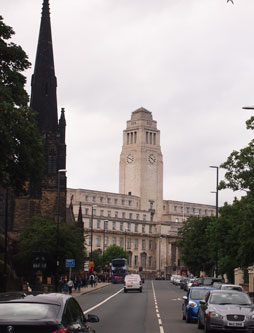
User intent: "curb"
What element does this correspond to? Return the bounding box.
[73,283,111,297]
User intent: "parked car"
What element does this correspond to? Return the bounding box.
[0,292,99,333]
[198,289,254,332]
[180,277,189,289]
[199,277,224,286]
[182,287,216,323]
[124,274,142,292]
[218,284,244,292]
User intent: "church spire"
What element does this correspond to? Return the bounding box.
[30,0,58,133]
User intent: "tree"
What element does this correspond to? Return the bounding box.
[0,16,44,194]
[177,216,214,276]
[219,118,254,194]
[14,217,86,282]
[102,245,128,267]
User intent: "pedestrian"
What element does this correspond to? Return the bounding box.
[77,277,81,292]
[67,278,74,294]
[90,273,95,287]
[58,278,64,293]
[63,280,69,294]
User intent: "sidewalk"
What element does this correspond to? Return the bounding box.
[72,282,111,297]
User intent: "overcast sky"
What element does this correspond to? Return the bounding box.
[2,0,254,207]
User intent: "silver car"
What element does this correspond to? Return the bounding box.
[197,289,254,332]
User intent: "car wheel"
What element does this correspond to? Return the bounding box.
[182,311,186,320]
[186,313,191,323]
[140,288,142,293]
[124,289,127,293]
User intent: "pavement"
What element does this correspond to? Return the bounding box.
[71,282,111,297]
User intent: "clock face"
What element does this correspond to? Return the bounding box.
[126,154,134,164]
[148,154,156,164]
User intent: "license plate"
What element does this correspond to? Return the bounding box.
[127,285,132,288]
[227,322,244,327]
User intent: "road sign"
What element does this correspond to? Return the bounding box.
[89,261,94,268]
[84,261,89,271]
[65,259,75,268]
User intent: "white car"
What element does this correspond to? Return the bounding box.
[218,284,244,292]
[124,274,142,293]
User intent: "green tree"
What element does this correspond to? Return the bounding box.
[0,16,44,193]
[177,216,214,276]
[219,118,254,194]
[102,245,128,267]
[14,217,86,281]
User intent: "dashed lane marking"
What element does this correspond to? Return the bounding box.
[152,281,165,333]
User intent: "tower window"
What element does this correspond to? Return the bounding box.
[150,132,152,144]
[131,132,133,144]
[134,131,137,143]
[153,133,156,145]
[127,133,129,145]
[146,132,149,144]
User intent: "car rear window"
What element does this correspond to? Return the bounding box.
[0,303,60,320]
[190,289,210,300]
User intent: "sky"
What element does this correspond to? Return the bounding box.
[2,0,254,207]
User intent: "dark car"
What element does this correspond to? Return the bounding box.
[198,289,254,332]
[0,292,99,333]
[182,286,216,322]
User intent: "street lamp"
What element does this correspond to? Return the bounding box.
[103,220,108,254]
[242,106,254,110]
[124,228,128,253]
[56,169,67,291]
[210,166,219,277]
[90,205,97,261]
[159,236,162,276]
[209,166,219,219]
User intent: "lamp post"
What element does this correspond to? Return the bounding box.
[124,228,128,253]
[210,166,219,219]
[242,106,254,110]
[103,220,108,254]
[90,205,97,261]
[3,188,9,292]
[159,236,162,276]
[55,169,67,291]
[210,166,219,277]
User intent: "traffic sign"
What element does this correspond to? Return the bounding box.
[65,259,75,268]
[89,261,94,268]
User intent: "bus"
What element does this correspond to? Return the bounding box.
[111,258,128,284]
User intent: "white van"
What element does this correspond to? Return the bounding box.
[124,274,142,293]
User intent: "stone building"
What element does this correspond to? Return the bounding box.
[0,0,67,239]
[68,108,216,277]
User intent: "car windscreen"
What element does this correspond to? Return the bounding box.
[0,303,60,320]
[210,293,252,305]
[221,286,242,291]
[112,260,126,267]
[190,289,210,300]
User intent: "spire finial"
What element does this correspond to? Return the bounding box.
[42,0,50,17]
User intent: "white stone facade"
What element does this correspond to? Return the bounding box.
[67,107,216,277]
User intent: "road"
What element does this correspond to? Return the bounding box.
[76,280,202,333]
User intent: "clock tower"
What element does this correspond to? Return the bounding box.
[119,107,163,221]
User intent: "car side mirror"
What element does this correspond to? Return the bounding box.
[87,314,100,323]
[182,296,187,300]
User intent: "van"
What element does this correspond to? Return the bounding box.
[124,274,142,293]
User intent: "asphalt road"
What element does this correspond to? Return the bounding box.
[76,280,204,333]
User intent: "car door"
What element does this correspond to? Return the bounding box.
[62,298,89,332]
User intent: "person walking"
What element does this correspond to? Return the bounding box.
[89,273,95,287]
[67,278,74,294]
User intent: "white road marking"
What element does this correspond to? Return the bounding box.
[83,288,123,315]
[152,281,165,333]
